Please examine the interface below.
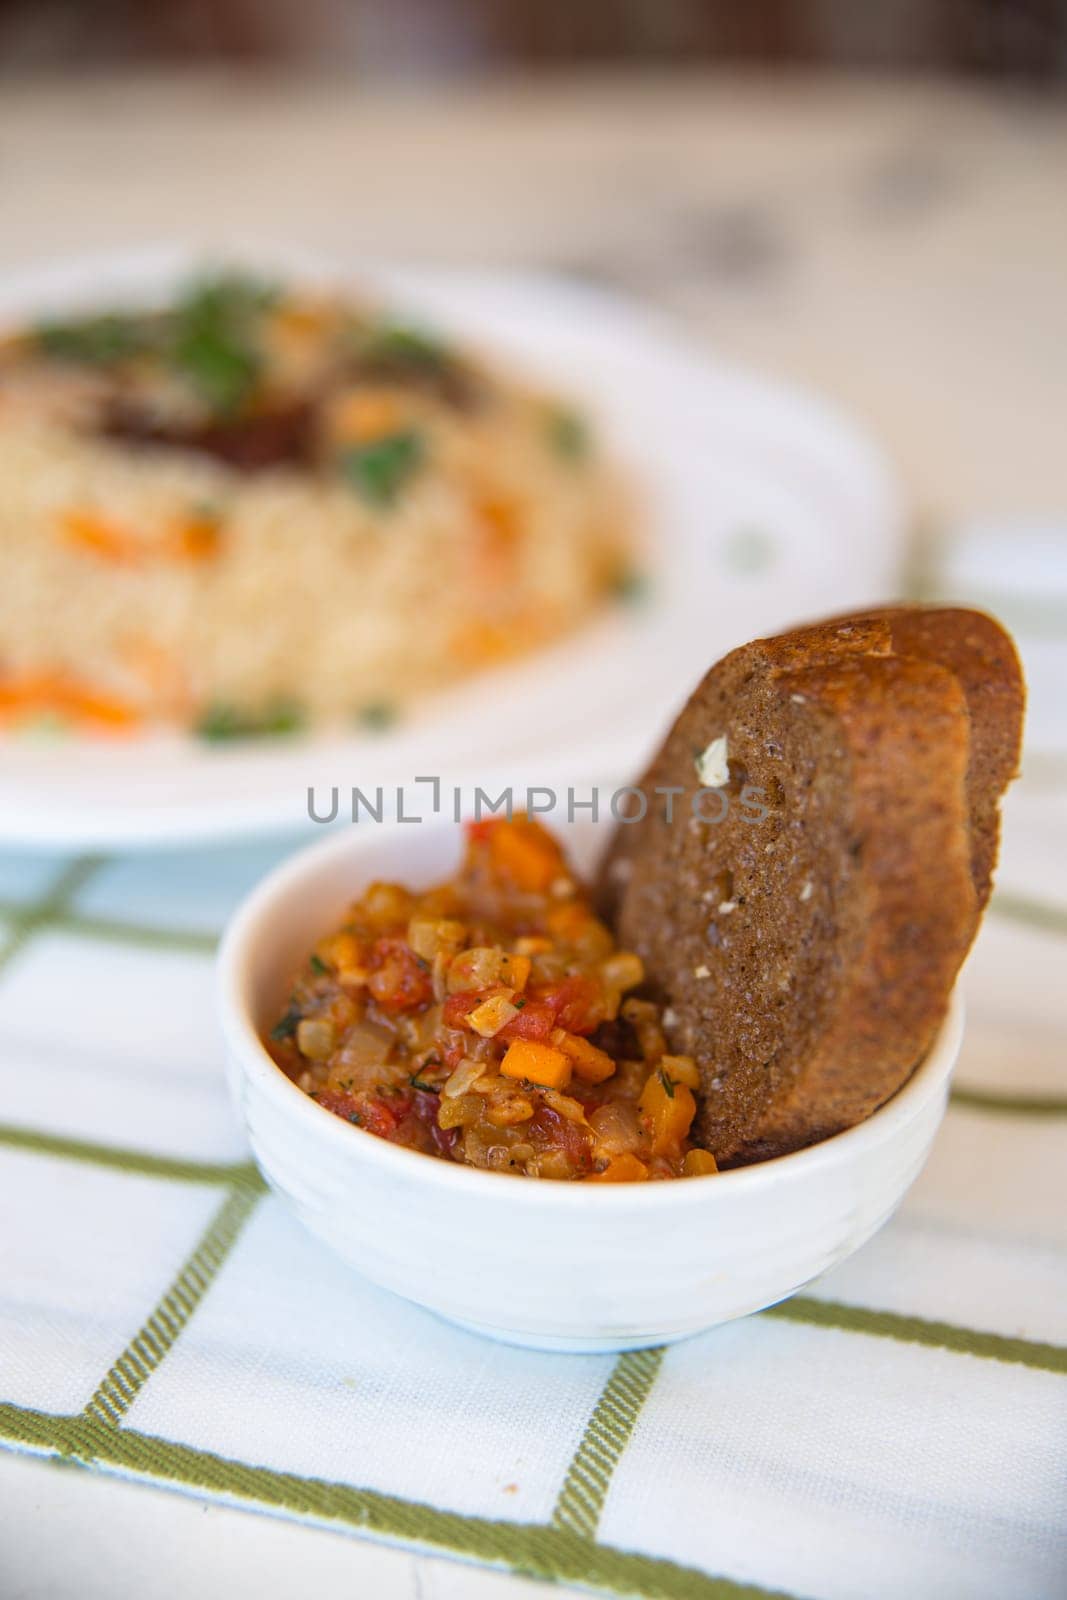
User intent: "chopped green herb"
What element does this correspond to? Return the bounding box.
[270,1003,301,1042]
[175,274,279,326]
[309,953,329,976]
[546,407,590,462]
[171,325,260,415]
[168,273,277,415]
[340,429,424,508]
[610,568,650,605]
[409,1070,440,1093]
[658,1068,676,1098]
[355,701,399,732]
[35,312,149,367]
[513,998,527,1010]
[356,322,451,372]
[195,697,305,742]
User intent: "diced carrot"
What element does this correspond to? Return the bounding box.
[588,1152,649,1183]
[546,902,592,943]
[639,1071,697,1157]
[450,621,512,665]
[556,1031,616,1084]
[169,512,222,562]
[477,493,520,547]
[0,673,139,732]
[683,1149,719,1177]
[498,952,531,992]
[62,684,140,730]
[488,816,564,892]
[500,1038,572,1090]
[63,506,222,566]
[660,1054,700,1090]
[61,509,140,563]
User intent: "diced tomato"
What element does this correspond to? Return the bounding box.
[440,1033,469,1071]
[529,1104,592,1174]
[315,1089,364,1126]
[366,937,433,1012]
[534,976,605,1035]
[442,990,480,1029]
[497,997,557,1042]
[318,1088,414,1143]
[362,1092,412,1140]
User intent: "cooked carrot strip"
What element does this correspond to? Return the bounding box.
[639,1072,697,1157]
[556,1031,616,1083]
[169,513,222,562]
[61,509,140,563]
[588,1153,649,1183]
[499,1038,571,1090]
[489,817,565,893]
[0,673,140,732]
[62,505,224,566]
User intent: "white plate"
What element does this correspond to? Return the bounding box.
[0,242,904,850]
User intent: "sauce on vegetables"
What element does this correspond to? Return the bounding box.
[266,816,719,1182]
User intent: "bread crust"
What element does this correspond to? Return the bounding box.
[599,607,1022,1164]
[832,606,1024,907]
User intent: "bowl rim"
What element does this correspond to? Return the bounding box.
[217,819,963,1210]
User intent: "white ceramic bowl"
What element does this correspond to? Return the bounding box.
[217,820,963,1353]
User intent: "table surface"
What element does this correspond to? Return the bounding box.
[1,68,1064,1600]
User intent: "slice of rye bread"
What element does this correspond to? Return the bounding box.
[598,607,1023,1165]
[834,606,1024,909]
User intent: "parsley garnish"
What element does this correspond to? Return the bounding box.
[340,429,424,508]
[309,953,329,976]
[35,312,149,366]
[356,701,398,732]
[610,569,650,605]
[168,274,277,415]
[195,697,305,742]
[269,1002,301,1042]
[546,407,590,462]
[658,1068,675,1098]
[356,322,452,373]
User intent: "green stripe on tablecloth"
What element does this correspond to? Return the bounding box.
[949,1086,1067,1117]
[553,1348,664,1538]
[0,1123,263,1189]
[18,905,219,955]
[3,1121,1065,1375]
[0,1403,789,1600]
[989,891,1067,937]
[0,856,104,975]
[765,1296,1067,1374]
[84,1181,262,1428]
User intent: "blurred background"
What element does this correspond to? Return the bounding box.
[0,1,1065,77]
[0,0,1064,749]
